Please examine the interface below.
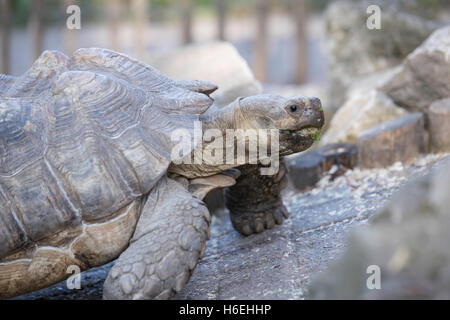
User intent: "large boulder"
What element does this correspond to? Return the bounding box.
[323,25,450,149]
[325,0,442,111]
[147,41,262,107]
[321,87,407,145]
[381,26,450,112]
[308,156,450,299]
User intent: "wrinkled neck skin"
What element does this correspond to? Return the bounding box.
[168,99,245,179]
[200,98,242,133]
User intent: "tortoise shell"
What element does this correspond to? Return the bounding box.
[0,48,215,296]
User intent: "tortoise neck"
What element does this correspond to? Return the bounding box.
[200,98,242,132]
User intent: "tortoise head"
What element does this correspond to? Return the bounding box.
[235,94,325,156]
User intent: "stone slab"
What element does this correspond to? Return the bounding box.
[287,143,357,191]
[357,113,425,168]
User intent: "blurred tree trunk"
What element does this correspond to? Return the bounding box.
[29,0,43,61]
[181,0,193,45]
[63,0,77,55]
[109,0,124,51]
[131,0,149,58]
[216,0,226,41]
[254,0,269,82]
[1,0,11,74]
[292,0,307,84]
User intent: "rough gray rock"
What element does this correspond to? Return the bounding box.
[321,87,407,145]
[323,25,450,149]
[308,156,450,299]
[357,113,425,168]
[381,25,450,112]
[325,0,441,111]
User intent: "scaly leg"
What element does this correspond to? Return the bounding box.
[103,176,210,300]
[225,159,289,236]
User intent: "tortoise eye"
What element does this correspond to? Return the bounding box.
[288,105,298,113]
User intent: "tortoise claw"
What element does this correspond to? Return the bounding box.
[274,209,284,225]
[280,204,290,219]
[230,202,290,236]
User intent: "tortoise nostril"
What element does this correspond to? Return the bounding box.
[310,97,321,107]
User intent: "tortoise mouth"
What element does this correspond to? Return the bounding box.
[279,126,321,139]
[278,126,321,156]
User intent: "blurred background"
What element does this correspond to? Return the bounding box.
[0,0,330,83]
[0,0,449,114]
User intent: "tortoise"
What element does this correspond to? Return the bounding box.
[0,48,324,300]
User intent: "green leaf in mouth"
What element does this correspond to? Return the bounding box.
[313,132,321,141]
[284,130,291,134]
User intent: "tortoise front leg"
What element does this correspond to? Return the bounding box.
[103,177,210,300]
[225,159,289,236]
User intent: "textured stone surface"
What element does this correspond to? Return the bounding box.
[147,41,262,107]
[325,0,441,111]
[286,143,357,191]
[321,88,407,145]
[381,26,450,112]
[357,113,425,168]
[428,98,450,153]
[13,154,448,300]
[308,156,450,299]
